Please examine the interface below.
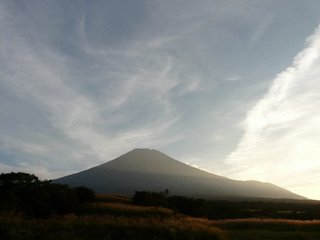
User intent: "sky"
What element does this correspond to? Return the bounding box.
[1,0,320,200]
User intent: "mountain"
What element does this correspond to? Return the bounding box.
[55,148,304,199]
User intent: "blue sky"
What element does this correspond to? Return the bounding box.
[1,0,320,199]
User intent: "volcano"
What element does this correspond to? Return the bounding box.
[56,149,304,199]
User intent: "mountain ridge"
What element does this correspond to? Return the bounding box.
[56,148,304,200]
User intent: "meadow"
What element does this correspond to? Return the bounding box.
[0,206,224,240]
[2,194,320,240]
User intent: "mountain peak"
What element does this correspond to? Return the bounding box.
[127,148,164,155]
[127,148,168,156]
[56,149,304,199]
[104,148,195,175]
[131,148,157,151]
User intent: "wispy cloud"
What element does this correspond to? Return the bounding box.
[249,14,274,48]
[0,1,201,178]
[226,25,320,199]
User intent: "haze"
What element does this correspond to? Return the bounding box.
[1,1,320,200]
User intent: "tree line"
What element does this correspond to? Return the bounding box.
[133,190,320,220]
[0,172,95,218]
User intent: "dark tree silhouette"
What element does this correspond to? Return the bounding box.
[0,172,95,218]
[74,186,95,203]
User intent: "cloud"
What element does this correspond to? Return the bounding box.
[0,1,200,178]
[225,76,242,82]
[226,25,320,199]
[0,162,73,180]
[0,136,48,155]
[249,14,274,48]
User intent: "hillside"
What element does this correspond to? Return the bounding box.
[56,149,304,199]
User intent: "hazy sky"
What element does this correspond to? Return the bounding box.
[1,1,320,200]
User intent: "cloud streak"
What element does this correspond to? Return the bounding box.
[249,14,274,48]
[0,1,202,178]
[226,25,320,199]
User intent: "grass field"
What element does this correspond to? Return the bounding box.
[0,214,224,240]
[1,194,320,240]
[214,219,320,240]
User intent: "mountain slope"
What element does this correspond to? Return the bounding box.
[56,149,304,199]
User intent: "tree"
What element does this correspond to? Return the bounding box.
[74,186,95,203]
[0,172,39,187]
[133,191,167,207]
[0,172,95,217]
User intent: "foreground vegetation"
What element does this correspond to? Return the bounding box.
[133,190,320,220]
[2,172,320,240]
[2,206,320,240]
[0,172,95,217]
[215,219,320,240]
[0,214,224,240]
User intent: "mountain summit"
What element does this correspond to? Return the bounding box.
[103,148,220,178]
[56,149,303,199]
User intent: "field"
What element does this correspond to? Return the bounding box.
[2,194,320,240]
[0,211,224,240]
[215,219,320,240]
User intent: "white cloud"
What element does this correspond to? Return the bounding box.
[249,14,274,48]
[226,25,320,199]
[225,76,241,82]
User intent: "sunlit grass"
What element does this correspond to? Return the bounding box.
[0,214,225,240]
[2,193,320,240]
[82,201,174,217]
[95,193,132,203]
[214,218,320,232]
[2,208,320,240]
[214,218,320,240]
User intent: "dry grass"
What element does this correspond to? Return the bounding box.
[214,218,320,232]
[82,201,174,217]
[87,201,171,212]
[213,219,320,240]
[0,198,226,239]
[2,194,320,240]
[2,211,320,240]
[95,193,132,203]
[0,214,225,240]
